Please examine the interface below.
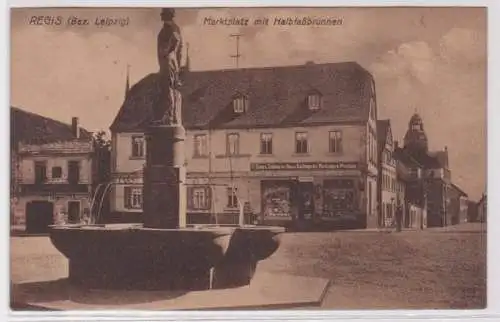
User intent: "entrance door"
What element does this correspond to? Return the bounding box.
[368,182,372,217]
[25,201,54,234]
[68,201,81,223]
[297,182,315,220]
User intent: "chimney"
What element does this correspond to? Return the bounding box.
[71,117,80,139]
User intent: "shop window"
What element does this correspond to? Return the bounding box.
[295,132,308,154]
[124,186,143,210]
[260,133,273,155]
[262,181,292,218]
[188,186,211,210]
[322,179,355,217]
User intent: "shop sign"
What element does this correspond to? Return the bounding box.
[250,162,358,171]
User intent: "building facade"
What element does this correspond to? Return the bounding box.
[108,62,380,229]
[394,142,427,229]
[448,183,468,224]
[467,200,479,222]
[477,193,487,223]
[376,120,398,228]
[11,108,94,233]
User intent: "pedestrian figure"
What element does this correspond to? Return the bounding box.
[395,199,403,232]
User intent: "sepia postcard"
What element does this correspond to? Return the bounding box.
[9,6,487,315]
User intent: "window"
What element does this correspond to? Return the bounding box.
[227,187,238,208]
[369,97,376,119]
[385,150,392,163]
[260,133,273,155]
[34,161,47,184]
[386,203,392,218]
[51,166,62,179]
[193,134,208,157]
[131,135,145,158]
[308,94,321,110]
[124,186,143,209]
[295,132,308,154]
[67,161,80,185]
[227,133,240,156]
[329,131,342,153]
[189,186,211,210]
[233,96,248,113]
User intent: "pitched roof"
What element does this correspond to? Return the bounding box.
[11,107,92,148]
[402,147,448,170]
[110,62,375,132]
[450,183,468,197]
[393,147,423,168]
[376,119,390,152]
[428,150,449,169]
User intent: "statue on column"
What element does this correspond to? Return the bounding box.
[154,8,183,125]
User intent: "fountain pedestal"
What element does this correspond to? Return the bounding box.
[143,124,187,229]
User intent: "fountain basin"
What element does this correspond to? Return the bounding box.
[49,224,284,291]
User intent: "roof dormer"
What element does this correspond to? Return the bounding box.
[307,89,322,111]
[232,92,249,114]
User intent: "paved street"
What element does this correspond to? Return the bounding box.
[11,223,486,310]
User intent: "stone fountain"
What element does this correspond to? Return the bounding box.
[48,8,284,292]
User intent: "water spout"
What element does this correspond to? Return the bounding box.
[239,201,244,227]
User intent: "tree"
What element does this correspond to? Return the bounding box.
[91,131,112,223]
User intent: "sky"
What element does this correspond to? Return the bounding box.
[10,7,487,200]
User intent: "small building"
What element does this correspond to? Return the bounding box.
[376,119,398,228]
[467,200,479,222]
[109,62,380,229]
[11,107,94,233]
[477,193,487,223]
[448,183,468,224]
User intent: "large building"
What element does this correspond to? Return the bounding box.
[402,113,457,227]
[11,107,95,233]
[108,62,380,229]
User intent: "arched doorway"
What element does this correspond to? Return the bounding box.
[25,201,54,234]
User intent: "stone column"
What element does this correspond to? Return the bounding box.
[143,109,187,229]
